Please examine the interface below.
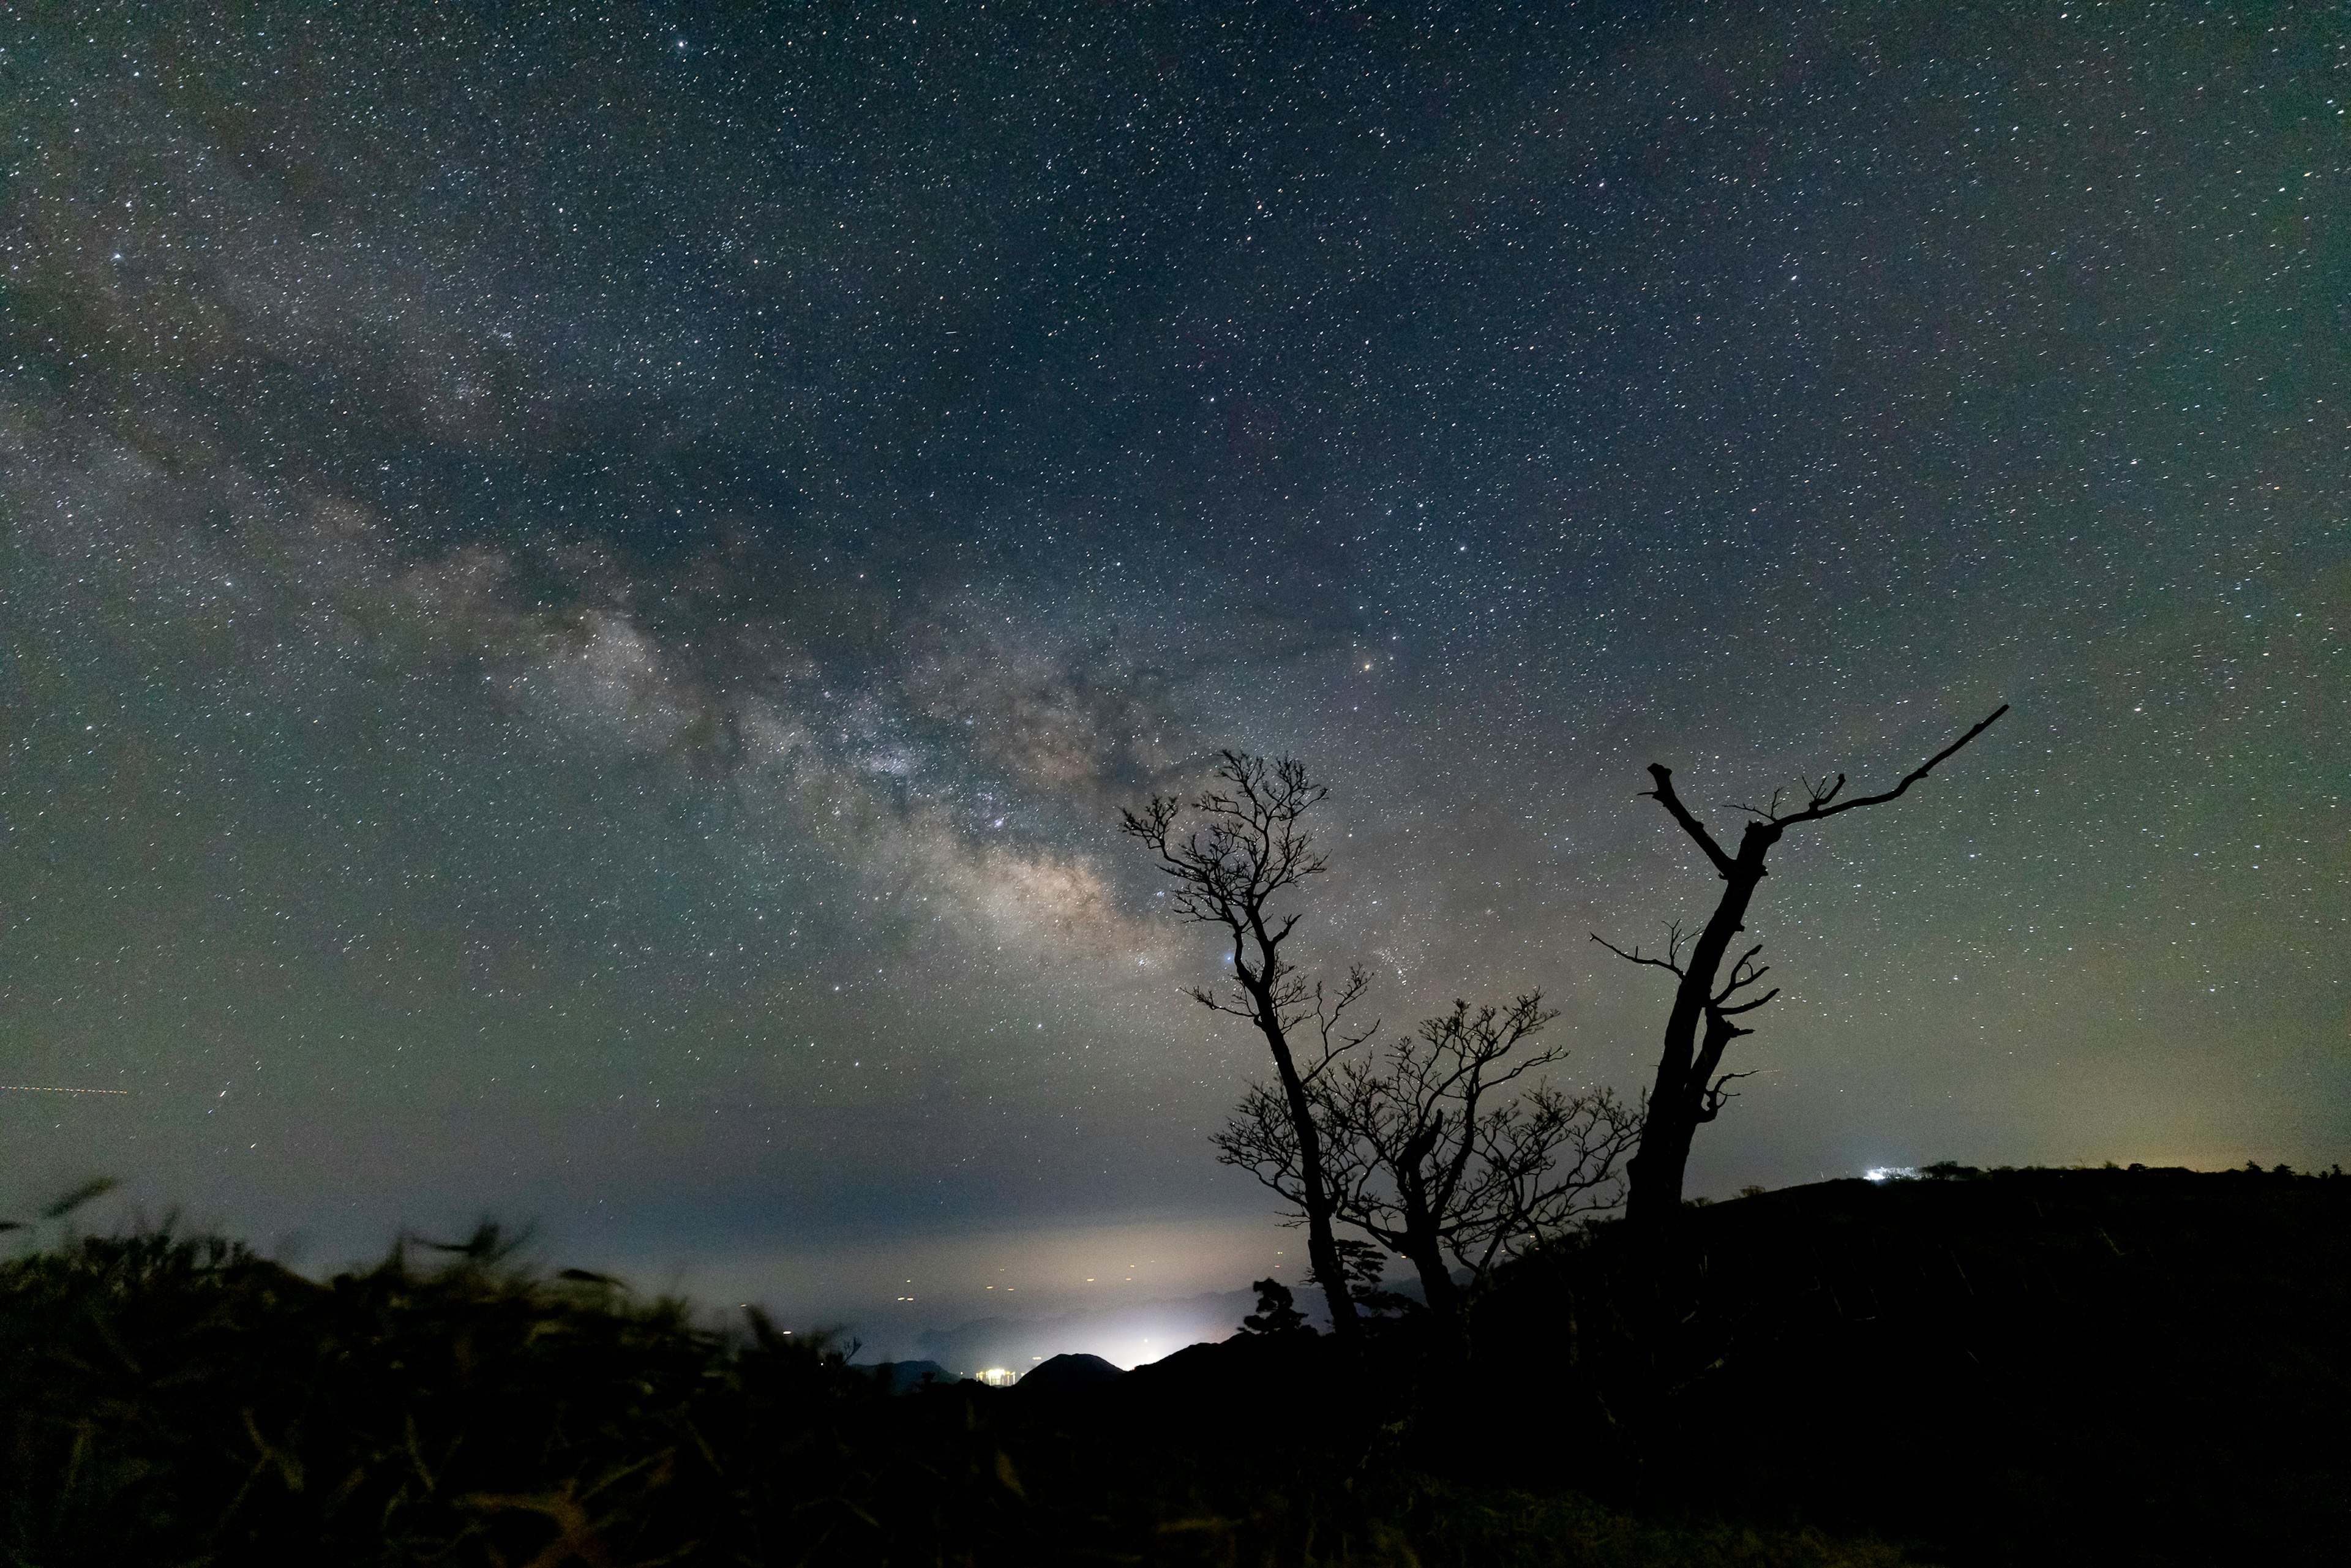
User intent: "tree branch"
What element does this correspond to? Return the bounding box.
[1696,1068,1758,1121]
[1779,704,2009,824]
[1712,945,1774,1010]
[1643,763,1739,877]
[1590,930,1686,977]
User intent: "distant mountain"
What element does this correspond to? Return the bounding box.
[1103,1330,1360,1435]
[852,1359,954,1395]
[1016,1352,1123,1395]
[911,1284,1259,1371]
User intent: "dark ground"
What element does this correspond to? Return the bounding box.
[1458,1165,2351,1567]
[3,1166,2342,1566]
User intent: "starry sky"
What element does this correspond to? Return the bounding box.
[3,2,2344,1356]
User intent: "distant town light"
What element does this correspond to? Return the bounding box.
[1865,1166,1920,1184]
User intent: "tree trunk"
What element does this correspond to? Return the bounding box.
[1624,823,1777,1232]
[1405,1232,1460,1319]
[1624,1112,1698,1228]
[1392,1161,1461,1319]
[1618,707,2007,1234]
[1258,1007,1360,1338]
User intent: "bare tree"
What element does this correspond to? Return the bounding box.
[1217,993,1642,1321]
[1122,751,1375,1338]
[1598,705,2009,1232]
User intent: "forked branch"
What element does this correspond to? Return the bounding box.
[1697,1068,1757,1120]
[1589,925,1688,977]
[1774,705,2009,825]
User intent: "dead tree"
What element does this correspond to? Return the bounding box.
[1218,994,1642,1321]
[1599,705,2009,1232]
[1123,752,1374,1338]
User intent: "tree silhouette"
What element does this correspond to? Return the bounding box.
[1218,994,1640,1320]
[1123,751,1373,1338]
[1307,1237,1419,1319]
[1239,1277,1311,1336]
[1599,705,2008,1231]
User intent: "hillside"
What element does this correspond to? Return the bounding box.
[1,1167,2340,1564]
[0,1223,1903,1566]
[1462,1165,2351,1566]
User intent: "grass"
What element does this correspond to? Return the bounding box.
[0,1217,1925,1567]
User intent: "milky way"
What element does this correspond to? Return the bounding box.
[2,4,2342,1346]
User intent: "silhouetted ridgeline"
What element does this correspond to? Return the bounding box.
[1463,1163,2351,1567]
[2,1166,2342,1565]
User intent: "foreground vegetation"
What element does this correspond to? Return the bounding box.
[0,1223,1905,1567]
[3,1165,2342,1566]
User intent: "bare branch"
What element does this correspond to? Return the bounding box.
[1723,784,1790,822]
[1590,930,1686,977]
[1775,704,2009,825]
[1300,966,1380,1087]
[1184,985,1261,1022]
[1714,988,1779,1018]
[1696,1068,1759,1122]
[1712,945,1772,1008]
[1643,763,1738,877]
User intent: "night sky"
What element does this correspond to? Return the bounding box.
[4,3,2343,1362]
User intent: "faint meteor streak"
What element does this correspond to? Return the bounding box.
[0,1085,130,1095]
